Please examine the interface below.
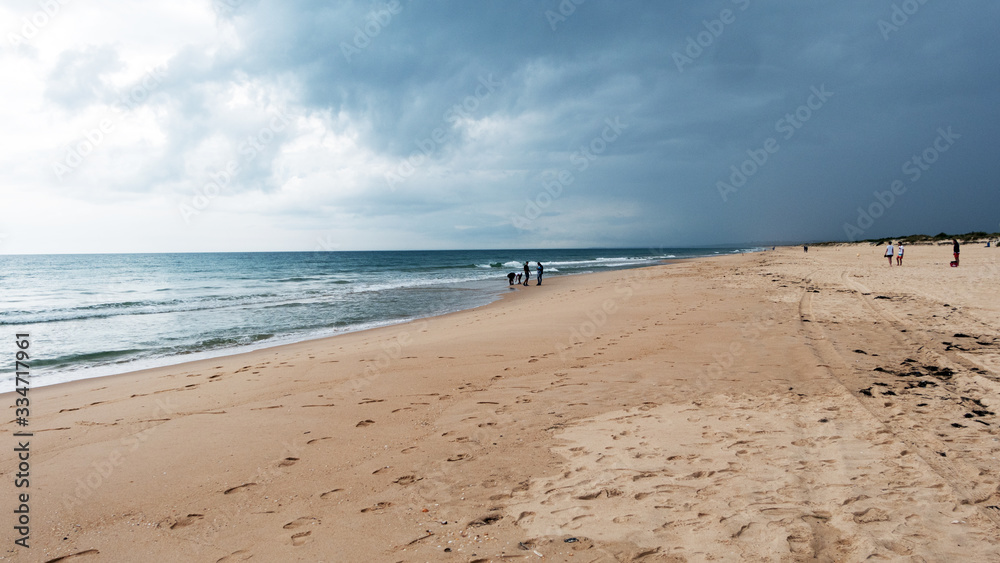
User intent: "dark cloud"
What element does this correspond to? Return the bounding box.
[25,0,997,251]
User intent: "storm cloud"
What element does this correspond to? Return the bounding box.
[1,0,997,253]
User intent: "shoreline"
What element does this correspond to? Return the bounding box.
[2,258,660,398]
[12,253,718,391]
[5,244,997,561]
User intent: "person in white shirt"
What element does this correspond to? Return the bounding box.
[896,243,904,266]
[884,242,895,266]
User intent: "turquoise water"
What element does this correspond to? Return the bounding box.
[0,247,758,387]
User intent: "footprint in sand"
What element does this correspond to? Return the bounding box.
[43,550,100,563]
[467,514,502,527]
[853,507,890,523]
[290,531,312,546]
[319,489,343,499]
[224,483,257,495]
[360,502,391,513]
[279,457,299,467]
[306,437,332,445]
[170,513,204,529]
[577,488,624,500]
[514,512,535,525]
[394,475,419,485]
[216,549,253,562]
[283,517,319,529]
[355,419,375,427]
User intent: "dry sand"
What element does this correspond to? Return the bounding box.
[3,243,1000,562]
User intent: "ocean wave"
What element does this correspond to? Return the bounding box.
[32,348,148,368]
[0,292,291,326]
[348,273,499,294]
[476,261,524,268]
[192,333,277,350]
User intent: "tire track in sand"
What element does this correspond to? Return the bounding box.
[798,273,1000,527]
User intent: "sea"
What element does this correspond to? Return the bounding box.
[1,247,760,388]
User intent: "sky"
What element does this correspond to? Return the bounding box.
[1,0,998,254]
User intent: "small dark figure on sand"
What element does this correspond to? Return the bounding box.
[952,239,960,266]
[507,272,516,285]
[536,262,544,285]
[516,273,522,284]
[523,261,530,286]
[803,245,808,253]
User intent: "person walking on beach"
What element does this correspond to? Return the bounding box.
[952,239,960,266]
[536,262,544,285]
[884,241,895,266]
[896,243,904,266]
[523,261,530,286]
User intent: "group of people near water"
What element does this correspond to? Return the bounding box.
[507,261,544,286]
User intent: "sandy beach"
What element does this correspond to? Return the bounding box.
[3,243,1000,562]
